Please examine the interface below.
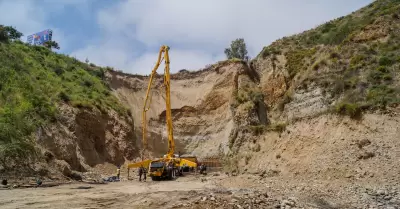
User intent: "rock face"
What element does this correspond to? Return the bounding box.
[105,60,266,158]
[38,103,137,172]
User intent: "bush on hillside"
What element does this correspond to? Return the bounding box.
[334,102,362,119]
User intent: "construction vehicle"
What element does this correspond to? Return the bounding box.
[179,154,198,172]
[127,45,197,181]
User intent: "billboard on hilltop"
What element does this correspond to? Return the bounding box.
[26,29,53,46]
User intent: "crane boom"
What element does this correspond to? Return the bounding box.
[142,45,175,159]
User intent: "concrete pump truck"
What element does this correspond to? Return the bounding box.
[127,45,197,181]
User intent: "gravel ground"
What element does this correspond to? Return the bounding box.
[0,172,399,209]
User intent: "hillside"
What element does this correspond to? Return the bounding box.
[0,38,138,178]
[111,0,400,182]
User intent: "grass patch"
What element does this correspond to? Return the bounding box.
[285,48,317,78]
[267,122,287,133]
[260,46,281,58]
[366,85,400,107]
[367,66,393,84]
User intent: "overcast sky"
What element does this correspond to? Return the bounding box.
[0,0,373,75]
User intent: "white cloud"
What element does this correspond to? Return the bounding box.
[88,0,373,74]
[0,1,46,37]
[97,0,374,56]
[71,42,132,69]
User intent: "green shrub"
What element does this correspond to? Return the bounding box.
[367,85,400,107]
[376,66,389,73]
[53,68,64,75]
[368,66,392,84]
[334,102,361,119]
[235,87,263,106]
[243,102,254,111]
[267,122,287,133]
[248,125,265,136]
[350,54,366,68]
[249,90,263,103]
[378,56,393,66]
[329,51,341,59]
[59,91,70,103]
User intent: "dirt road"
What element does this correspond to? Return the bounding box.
[0,173,215,209]
[1,172,399,209]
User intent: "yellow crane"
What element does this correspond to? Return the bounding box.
[127,45,197,181]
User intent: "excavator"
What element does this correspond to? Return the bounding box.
[127,45,197,181]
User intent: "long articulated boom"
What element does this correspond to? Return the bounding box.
[163,48,175,158]
[141,45,174,159]
[127,45,196,173]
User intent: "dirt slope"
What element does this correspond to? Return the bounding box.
[106,60,260,158]
[38,103,137,173]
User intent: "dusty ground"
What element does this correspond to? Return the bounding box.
[1,171,399,209]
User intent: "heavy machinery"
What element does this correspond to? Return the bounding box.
[127,45,197,181]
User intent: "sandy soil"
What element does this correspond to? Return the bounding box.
[0,172,220,209]
[1,171,399,209]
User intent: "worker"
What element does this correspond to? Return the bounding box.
[167,161,174,178]
[35,177,42,188]
[199,164,206,174]
[138,165,146,182]
[116,165,121,180]
[198,163,203,174]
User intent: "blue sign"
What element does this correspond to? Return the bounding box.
[26,29,53,45]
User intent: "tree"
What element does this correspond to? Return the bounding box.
[224,38,249,60]
[44,40,60,50]
[0,25,8,42]
[0,25,23,42]
[4,26,23,40]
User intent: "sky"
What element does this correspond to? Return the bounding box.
[0,0,374,75]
